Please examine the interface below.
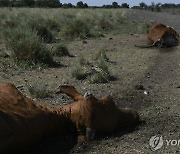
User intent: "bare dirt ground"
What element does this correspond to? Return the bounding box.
[1,9,180,153]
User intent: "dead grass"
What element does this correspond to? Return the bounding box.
[28,82,52,98]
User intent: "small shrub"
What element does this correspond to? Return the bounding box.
[98,17,113,30]
[53,44,70,57]
[0,49,11,58]
[71,67,87,80]
[1,16,17,28]
[97,57,109,74]
[61,19,91,39]
[12,39,52,65]
[45,18,60,31]
[36,26,53,43]
[79,54,89,66]
[3,27,53,65]
[90,58,110,83]
[28,83,52,98]
[90,72,109,84]
[95,50,108,61]
[27,17,54,43]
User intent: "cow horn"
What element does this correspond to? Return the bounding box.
[84,91,92,99]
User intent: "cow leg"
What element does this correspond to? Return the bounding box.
[83,92,96,141]
[76,124,86,143]
[77,134,86,143]
[76,121,95,142]
[57,85,83,101]
[157,41,163,48]
[86,127,95,141]
[152,39,160,46]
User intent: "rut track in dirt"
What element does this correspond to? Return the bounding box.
[139,47,180,95]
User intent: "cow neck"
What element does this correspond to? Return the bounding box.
[35,101,65,117]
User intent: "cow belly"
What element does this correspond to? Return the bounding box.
[0,110,47,152]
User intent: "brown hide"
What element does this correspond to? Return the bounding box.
[0,83,69,153]
[0,84,139,152]
[147,23,179,47]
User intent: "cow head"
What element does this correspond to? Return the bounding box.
[160,26,180,47]
[57,85,139,141]
[83,92,139,133]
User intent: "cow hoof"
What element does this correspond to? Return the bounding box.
[84,91,92,99]
[77,135,86,143]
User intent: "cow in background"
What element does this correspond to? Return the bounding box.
[136,23,179,48]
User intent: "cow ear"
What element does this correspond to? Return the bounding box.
[57,85,83,101]
[101,95,113,101]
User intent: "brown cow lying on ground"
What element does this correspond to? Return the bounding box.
[136,23,180,48]
[0,83,139,153]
